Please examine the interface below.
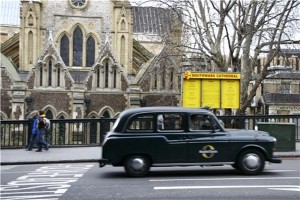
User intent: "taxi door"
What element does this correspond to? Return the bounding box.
[155,113,188,163]
[187,114,230,163]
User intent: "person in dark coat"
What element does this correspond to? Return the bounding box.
[36,111,50,152]
[26,112,39,151]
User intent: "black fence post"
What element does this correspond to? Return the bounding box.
[26,118,34,148]
[237,113,246,129]
[100,119,110,145]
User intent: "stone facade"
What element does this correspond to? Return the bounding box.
[253,49,300,116]
[0,0,182,120]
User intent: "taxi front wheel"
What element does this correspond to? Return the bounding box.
[124,155,150,177]
[237,149,265,175]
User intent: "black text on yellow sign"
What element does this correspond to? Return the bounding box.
[182,72,240,109]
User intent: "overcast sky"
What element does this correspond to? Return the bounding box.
[0,0,20,26]
[0,0,153,26]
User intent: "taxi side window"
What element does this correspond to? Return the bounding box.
[190,114,212,130]
[157,113,184,131]
[127,114,154,132]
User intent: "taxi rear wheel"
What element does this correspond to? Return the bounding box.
[237,149,265,175]
[124,155,150,177]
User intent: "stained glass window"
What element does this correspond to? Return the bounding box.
[105,61,109,88]
[39,67,43,86]
[60,35,69,66]
[113,68,117,88]
[86,36,95,67]
[97,67,100,87]
[73,27,83,66]
[48,60,52,86]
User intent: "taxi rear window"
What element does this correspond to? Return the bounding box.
[157,113,184,131]
[127,114,154,132]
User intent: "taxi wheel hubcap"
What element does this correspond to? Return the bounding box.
[125,155,150,177]
[131,158,145,171]
[243,153,260,170]
[237,149,265,175]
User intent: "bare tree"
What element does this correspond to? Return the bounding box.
[133,0,300,114]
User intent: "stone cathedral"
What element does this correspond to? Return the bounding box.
[1,0,183,120]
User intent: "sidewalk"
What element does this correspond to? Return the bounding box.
[1,146,102,165]
[1,144,299,165]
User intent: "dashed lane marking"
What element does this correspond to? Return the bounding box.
[154,185,300,191]
[149,176,300,182]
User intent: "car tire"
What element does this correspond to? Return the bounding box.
[237,149,265,175]
[124,155,150,177]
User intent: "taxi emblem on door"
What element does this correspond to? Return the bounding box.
[199,145,219,158]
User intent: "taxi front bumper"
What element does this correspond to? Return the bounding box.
[269,157,282,163]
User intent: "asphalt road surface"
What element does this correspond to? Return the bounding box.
[1,158,299,200]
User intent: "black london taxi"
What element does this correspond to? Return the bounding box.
[99,107,281,177]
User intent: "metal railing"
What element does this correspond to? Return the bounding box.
[1,115,299,149]
[1,118,115,149]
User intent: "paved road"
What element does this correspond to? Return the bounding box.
[1,143,300,165]
[1,159,299,200]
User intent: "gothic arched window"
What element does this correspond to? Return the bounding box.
[161,66,166,90]
[39,67,43,86]
[120,36,125,67]
[73,27,83,66]
[57,67,61,87]
[113,68,117,88]
[45,110,54,119]
[48,60,52,86]
[60,35,69,66]
[105,61,109,88]
[102,110,110,118]
[170,68,174,90]
[28,31,33,64]
[86,36,95,67]
[96,67,100,87]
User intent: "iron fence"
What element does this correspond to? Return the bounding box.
[0,118,115,149]
[1,115,299,149]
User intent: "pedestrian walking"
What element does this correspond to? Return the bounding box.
[36,111,50,152]
[26,112,39,151]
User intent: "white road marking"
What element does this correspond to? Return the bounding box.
[266,170,296,172]
[1,164,94,199]
[150,176,300,182]
[154,185,300,190]
[269,187,300,192]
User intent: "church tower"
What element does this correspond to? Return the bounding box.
[20,0,42,71]
[111,0,133,76]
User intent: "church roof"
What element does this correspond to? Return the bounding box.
[0,53,21,81]
[132,6,174,35]
[0,32,19,67]
[266,72,300,79]
[263,93,300,104]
